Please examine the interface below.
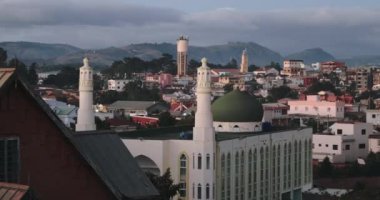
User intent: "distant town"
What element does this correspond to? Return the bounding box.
[1,36,380,200]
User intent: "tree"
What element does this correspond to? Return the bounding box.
[0,48,7,67]
[158,112,176,127]
[146,168,180,200]
[306,81,341,95]
[268,85,298,102]
[8,58,27,77]
[317,157,334,178]
[268,61,282,72]
[95,116,110,130]
[223,83,234,93]
[28,63,39,85]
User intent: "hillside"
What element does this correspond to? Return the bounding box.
[286,48,335,64]
[0,41,283,68]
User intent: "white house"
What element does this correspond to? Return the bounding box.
[369,135,380,153]
[366,109,380,126]
[108,79,131,91]
[121,59,313,200]
[312,122,373,163]
[288,95,345,119]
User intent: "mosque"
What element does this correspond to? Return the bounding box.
[118,58,313,200]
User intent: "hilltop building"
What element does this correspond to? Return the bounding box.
[122,58,313,200]
[240,49,248,73]
[177,36,189,76]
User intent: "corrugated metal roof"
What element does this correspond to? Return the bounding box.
[0,182,29,200]
[73,133,158,199]
[0,68,15,88]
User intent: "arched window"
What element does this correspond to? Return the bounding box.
[206,154,210,169]
[233,125,239,132]
[227,153,231,199]
[221,154,225,200]
[179,154,188,198]
[193,183,195,198]
[197,184,202,199]
[248,150,253,199]
[206,184,210,199]
[198,154,202,169]
[235,152,240,200]
[240,151,245,200]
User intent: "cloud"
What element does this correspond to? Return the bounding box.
[0,0,182,27]
[0,1,379,57]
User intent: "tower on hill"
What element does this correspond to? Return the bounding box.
[240,48,248,73]
[177,36,188,76]
[76,57,96,131]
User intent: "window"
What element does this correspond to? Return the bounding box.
[198,184,202,199]
[337,129,343,135]
[206,154,210,169]
[325,144,329,147]
[0,138,19,183]
[305,107,308,111]
[318,144,321,147]
[345,144,350,150]
[359,144,366,149]
[193,183,195,198]
[179,154,187,197]
[198,154,202,169]
[361,129,366,135]
[333,145,338,150]
[206,184,210,199]
[328,107,331,112]
[373,114,376,119]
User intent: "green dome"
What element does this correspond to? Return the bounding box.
[211,90,263,122]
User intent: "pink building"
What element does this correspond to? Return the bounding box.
[159,73,173,88]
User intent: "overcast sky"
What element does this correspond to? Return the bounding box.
[0,0,379,57]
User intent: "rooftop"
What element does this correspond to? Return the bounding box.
[119,125,306,141]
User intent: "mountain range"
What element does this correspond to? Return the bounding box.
[0,41,378,69]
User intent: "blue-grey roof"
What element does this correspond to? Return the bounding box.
[73,133,159,199]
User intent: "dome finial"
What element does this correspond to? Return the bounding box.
[201,57,207,67]
[83,57,89,67]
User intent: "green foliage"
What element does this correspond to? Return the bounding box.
[146,168,181,200]
[95,116,110,130]
[28,63,39,85]
[43,66,79,88]
[8,58,27,78]
[223,83,234,93]
[306,81,341,95]
[268,85,298,102]
[102,54,176,79]
[268,61,282,72]
[316,157,334,178]
[158,112,176,127]
[0,47,7,66]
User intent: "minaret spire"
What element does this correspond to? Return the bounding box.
[76,57,96,131]
[194,57,214,141]
[240,48,248,73]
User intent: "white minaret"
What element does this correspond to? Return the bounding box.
[177,36,188,76]
[76,57,96,131]
[191,58,215,200]
[194,57,214,141]
[240,48,248,73]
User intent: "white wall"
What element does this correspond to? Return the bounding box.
[366,110,380,125]
[213,122,262,132]
[288,98,345,119]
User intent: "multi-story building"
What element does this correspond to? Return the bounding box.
[313,122,373,163]
[108,79,131,91]
[288,95,345,119]
[366,109,380,126]
[281,60,305,77]
[320,61,347,74]
[355,68,370,93]
[122,58,313,200]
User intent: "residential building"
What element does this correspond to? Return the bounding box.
[262,103,289,126]
[107,100,169,117]
[366,109,380,126]
[107,79,131,92]
[281,60,305,76]
[368,135,380,153]
[312,122,373,163]
[288,95,345,119]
